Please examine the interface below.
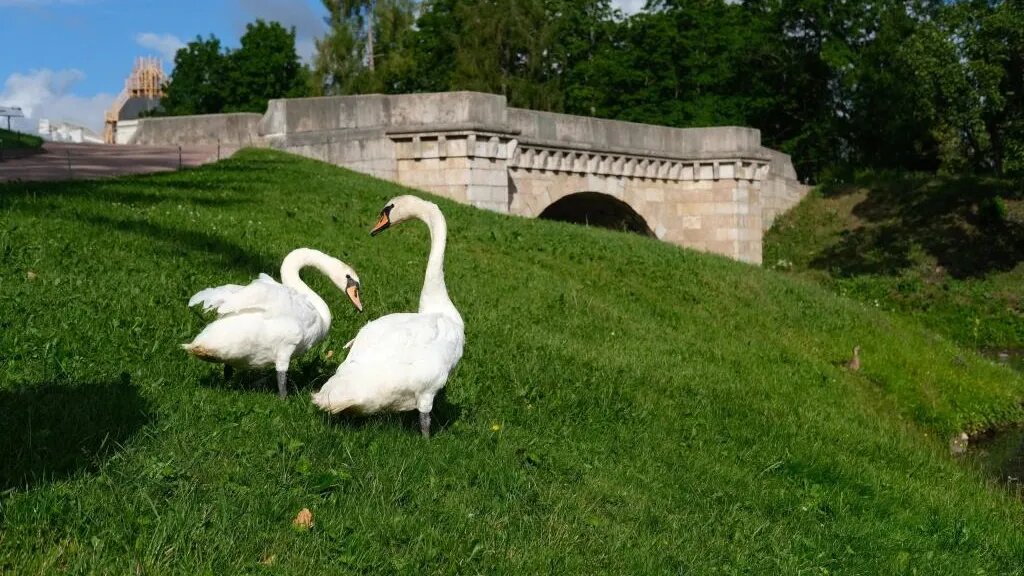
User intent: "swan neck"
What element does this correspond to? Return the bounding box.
[416,203,455,315]
[280,249,332,325]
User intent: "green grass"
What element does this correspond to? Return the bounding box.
[0,128,43,151]
[2,150,1024,573]
[765,171,1024,359]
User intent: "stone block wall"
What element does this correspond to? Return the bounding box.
[127,91,808,265]
[130,113,261,146]
[508,153,767,264]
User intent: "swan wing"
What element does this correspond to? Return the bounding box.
[188,284,246,312]
[314,312,463,413]
[212,275,315,321]
[346,312,463,372]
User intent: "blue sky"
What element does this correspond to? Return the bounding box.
[1,0,644,135]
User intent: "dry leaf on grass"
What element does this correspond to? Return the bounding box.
[293,508,313,530]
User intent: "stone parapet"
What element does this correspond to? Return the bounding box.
[127,91,808,264]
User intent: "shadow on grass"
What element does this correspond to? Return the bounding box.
[325,389,463,437]
[813,173,1024,278]
[79,213,273,273]
[0,375,152,491]
[0,174,257,210]
[195,356,336,396]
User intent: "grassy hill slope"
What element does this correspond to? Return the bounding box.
[765,172,1024,361]
[2,150,1023,573]
[0,128,43,152]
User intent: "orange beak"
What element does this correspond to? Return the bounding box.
[370,211,391,236]
[346,283,363,312]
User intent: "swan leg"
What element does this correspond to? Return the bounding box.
[419,410,431,439]
[223,364,234,381]
[276,370,288,399]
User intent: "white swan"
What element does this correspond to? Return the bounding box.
[312,195,465,438]
[183,248,363,398]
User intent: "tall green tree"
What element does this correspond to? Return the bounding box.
[227,20,308,112]
[160,22,308,116]
[314,0,417,95]
[586,0,753,127]
[970,0,1024,175]
[160,36,227,116]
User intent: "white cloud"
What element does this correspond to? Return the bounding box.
[0,69,114,135]
[135,32,186,64]
[612,0,646,15]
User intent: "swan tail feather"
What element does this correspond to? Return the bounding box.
[311,387,356,414]
[182,342,221,363]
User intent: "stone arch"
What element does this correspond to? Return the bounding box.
[538,191,655,237]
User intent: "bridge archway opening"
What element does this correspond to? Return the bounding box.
[538,192,654,237]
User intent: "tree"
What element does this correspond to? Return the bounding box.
[969,0,1024,175]
[588,1,755,127]
[227,20,307,112]
[314,0,417,95]
[159,21,308,116]
[160,36,227,116]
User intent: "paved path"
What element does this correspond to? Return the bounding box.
[0,142,238,182]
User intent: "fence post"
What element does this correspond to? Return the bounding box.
[178,145,182,170]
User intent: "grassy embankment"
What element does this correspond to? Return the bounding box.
[0,128,43,152]
[766,171,1024,370]
[2,150,1023,573]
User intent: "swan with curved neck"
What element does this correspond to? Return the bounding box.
[183,248,363,398]
[371,195,460,318]
[313,196,465,437]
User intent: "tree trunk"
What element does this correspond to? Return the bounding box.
[367,0,376,72]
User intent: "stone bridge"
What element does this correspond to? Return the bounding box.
[129,92,807,264]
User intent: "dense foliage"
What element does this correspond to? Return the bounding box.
[312,0,1024,181]
[159,21,307,116]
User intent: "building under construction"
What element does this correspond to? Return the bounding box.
[103,57,166,144]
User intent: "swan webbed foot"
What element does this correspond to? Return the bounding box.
[419,410,431,439]
[277,370,288,399]
[223,364,234,381]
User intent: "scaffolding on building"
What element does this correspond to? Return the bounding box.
[103,57,166,143]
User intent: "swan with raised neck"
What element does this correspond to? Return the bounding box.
[372,195,461,321]
[312,196,464,437]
